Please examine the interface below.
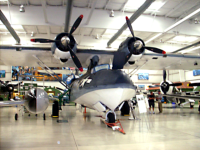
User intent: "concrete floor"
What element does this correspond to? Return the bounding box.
[1,105,200,150]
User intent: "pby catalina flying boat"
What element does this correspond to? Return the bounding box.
[2,14,200,124]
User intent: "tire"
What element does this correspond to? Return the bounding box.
[121,101,130,116]
[107,112,115,123]
[43,114,46,120]
[107,112,115,128]
[15,113,18,120]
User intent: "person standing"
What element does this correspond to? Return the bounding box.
[157,91,163,113]
[148,91,155,114]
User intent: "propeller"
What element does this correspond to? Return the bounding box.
[187,83,200,86]
[125,16,166,59]
[30,15,84,72]
[163,69,166,82]
[160,70,182,94]
[30,39,57,43]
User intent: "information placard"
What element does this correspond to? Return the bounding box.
[136,95,147,113]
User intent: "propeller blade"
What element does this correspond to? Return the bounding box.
[144,46,166,54]
[69,14,83,36]
[187,83,200,86]
[148,85,160,88]
[67,46,83,72]
[126,16,136,40]
[163,70,166,82]
[169,83,182,86]
[30,38,56,43]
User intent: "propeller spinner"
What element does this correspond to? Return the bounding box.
[30,15,84,72]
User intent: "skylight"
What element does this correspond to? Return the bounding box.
[124,0,166,11]
[104,29,118,35]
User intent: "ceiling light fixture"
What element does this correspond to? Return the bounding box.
[145,8,200,44]
[110,10,114,17]
[19,5,25,12]
[31,31,34,37]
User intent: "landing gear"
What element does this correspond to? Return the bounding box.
[43,113,46,120]
[107,112,115,123]
[15,113,18,120]
[121,101,130,116]
[100,111,125,134]
[35,114,38,117]
[105,111,116,127]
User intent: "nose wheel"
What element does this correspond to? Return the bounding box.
[99,111,125,134]
[106,112,115,123]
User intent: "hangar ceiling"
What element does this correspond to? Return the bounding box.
[0,0,200,54]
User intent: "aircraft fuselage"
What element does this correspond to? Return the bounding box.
[70,69,136,111]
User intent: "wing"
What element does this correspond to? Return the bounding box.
[124,53,200,70]
[1,45,200,70]
[0,101,24,106]
[0,46,114,67]
[163,94,200,101]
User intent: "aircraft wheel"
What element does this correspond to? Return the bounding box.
[35,114,38,117]
[107,112,115,123]
[15,113,18,120]
[28,114,30,117]
[121,101,130,116]
[43,114,46,120]
[106,112,115,127]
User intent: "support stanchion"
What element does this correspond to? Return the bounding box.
[83,107,86,113]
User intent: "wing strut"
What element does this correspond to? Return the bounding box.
[33,55,68,88]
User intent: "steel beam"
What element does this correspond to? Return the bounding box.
[107,0,155,47]
[172,41,200,53]
[41,0,48,23]
[104,0,110,10]
[85,0,98,25]
[120,0,129,11]
[165,0,188,17]
[64,0,73,33]
[0,10,20,44]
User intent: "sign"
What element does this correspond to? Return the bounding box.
[138,85,145,90]
[138,73,149,80]
[136,95,147,113]
[193,70,200,76]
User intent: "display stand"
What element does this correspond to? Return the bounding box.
[136,95,151,132]
[128,100,137,120]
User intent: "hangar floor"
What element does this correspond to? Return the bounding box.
[1,104,200,150]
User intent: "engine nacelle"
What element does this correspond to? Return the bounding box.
[160,80,173,94]
[51,32,77,63]
[118,37,145,65]
[24,88,49,114]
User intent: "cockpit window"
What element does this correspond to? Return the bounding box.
[92,64,110,73]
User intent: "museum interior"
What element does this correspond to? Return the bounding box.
[1,0,200,150]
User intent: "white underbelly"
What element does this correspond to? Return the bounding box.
[74,88,135,111]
